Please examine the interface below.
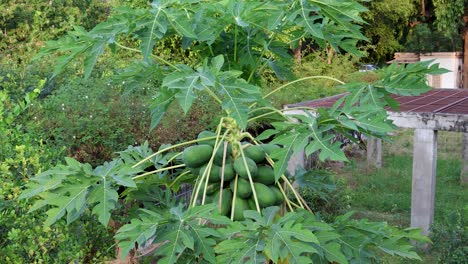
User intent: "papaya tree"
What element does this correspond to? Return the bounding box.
[20,0,445,263]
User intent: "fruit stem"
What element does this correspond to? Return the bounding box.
[218,141,229,213]
[132,136,218,168]
[132,164,186,180]
[248,106,322,123]
[168,170,191,189]
[281,174,307,210]
[260,75,345,102]
[277,182,294,212]
[237,142,261,213]
[230,175,239,221]
[166,152,182,164]
[192,118,231,207]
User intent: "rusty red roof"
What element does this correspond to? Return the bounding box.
[288,89,468,114]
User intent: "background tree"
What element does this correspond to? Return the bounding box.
[360,0,419,63]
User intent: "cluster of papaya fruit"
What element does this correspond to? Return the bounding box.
[182,131,283,221]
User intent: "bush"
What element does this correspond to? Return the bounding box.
[296,168,352,222]
[0,89,115,263]
[431,207,468,263]
[30,76,149,165]
[30,75,216,165]
[263,51,359,107]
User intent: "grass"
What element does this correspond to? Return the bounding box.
[336,129,467,263]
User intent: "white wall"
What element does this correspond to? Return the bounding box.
[419,52,463,89]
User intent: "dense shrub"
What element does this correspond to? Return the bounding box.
[431,207,468,263]
[0,89,115,262]
[29,75,216,165]
[264,51,359,107]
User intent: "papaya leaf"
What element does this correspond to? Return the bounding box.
[217,207,322,264]
[18,166,75,200]
[162,66,203,114]
[139,8,167,61]
[264,221,319,264]
[354,111,395,134]
[153,205,226,264]
[216,74,261,129]
[270,131,307,180]
[43,183,91,226]
[88,180,119,226]
[150,87,177,131]
[215,237,266,264]
[115,209,165,259]
[378,61,449,96]
[322,242,348,264]
[113,60,164,94]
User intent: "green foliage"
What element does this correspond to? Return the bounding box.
[115,204,231,262]
[30,77,151,164]
[257,61,446,180]
[333,212,430,262]
[432,0,466,51]
[0,0,112,64]
[34,0,368,127]
[20,157,141,227]
[404,23,461,53]
[216,207,320,264]
[264,51,359,107]
[20,0,450,263]
[0,87,114,262]
[430,207,468,263]
[360,0,418,62]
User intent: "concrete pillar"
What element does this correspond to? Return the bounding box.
[462,133,468,184]
[367,137,382,168]
[411,129,438,236]
[287,150,305,176]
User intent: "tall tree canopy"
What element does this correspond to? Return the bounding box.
[361,0,418,63]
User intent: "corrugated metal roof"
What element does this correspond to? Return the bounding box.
[288,89,468,114]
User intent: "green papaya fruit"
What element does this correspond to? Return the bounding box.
[214,188,232,216]
[214,142,232,166]
[197,130,217,146]
[270,185,284,205]
[253,183,276,208]
[182,144,213,168]
[233,197,249,221]
[221,163,235,182]
[233,157,258,179]
[230,178,252,199]
[244,145,266,163]
[256,165,275,185]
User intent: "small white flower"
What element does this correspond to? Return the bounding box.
[122,81,126,84]
[61,107,65,111]
[73,136,76,139]
[89,115,93,118]
[61,103,65,107]
[84,95,88,99]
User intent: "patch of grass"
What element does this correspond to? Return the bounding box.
[337,129,467,262]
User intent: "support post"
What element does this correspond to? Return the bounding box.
[367,137,382,168]
[462,133,468,184]
[411,129,438,236]
[287,150,305,177]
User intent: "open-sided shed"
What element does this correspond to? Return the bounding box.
[286,88,468,235]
